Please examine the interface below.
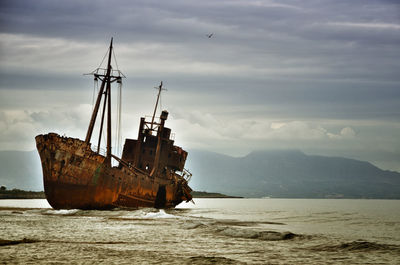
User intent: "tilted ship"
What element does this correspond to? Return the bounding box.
[35,39,193,209]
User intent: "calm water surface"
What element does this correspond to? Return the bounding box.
[1,198,399,264]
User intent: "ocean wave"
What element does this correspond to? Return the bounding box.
[216,226,298,241]
[186,256,246,265]
[311,240,400,252]
[0,238,140,246]
[181,221,207,229]
[179,217,296,241]
[0,238,38,246]
[215,219,285,226]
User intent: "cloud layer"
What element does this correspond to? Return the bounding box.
[1,0,399,171]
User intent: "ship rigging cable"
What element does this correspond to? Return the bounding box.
[112,46,122,157]
[114,81,122,157]
[92,77,99,110]
[112,47,120,74]
[97,48,108,70]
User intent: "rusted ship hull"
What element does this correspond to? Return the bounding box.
[36,133,191,209]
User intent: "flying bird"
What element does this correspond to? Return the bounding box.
[206,33,214,38]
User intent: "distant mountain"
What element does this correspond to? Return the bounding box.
[185,150,400,199]
[0,150,43,191]
[1,149,399,198]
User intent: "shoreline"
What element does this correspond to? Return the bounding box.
[0,189,242,199]
[2,189,398,200]
[0,189,45,199]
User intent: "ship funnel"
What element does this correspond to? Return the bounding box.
[160,110,169,121]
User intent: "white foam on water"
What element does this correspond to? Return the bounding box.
[43,209,80,215]
[113,209,180,219]
[142,209,178,219]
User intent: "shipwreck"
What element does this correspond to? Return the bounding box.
[35,39,193,209]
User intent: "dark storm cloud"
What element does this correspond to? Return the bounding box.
[0,0,392,85]
[1,0,399,93]
[0,0,218,41]
[1,0,398,42]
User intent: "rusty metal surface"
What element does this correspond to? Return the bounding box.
[36,133,192,210]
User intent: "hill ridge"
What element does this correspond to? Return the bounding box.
[1,149,399,198]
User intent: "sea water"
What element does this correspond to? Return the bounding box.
[0,198,399,264]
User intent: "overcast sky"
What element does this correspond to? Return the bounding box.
[1,0,399,171]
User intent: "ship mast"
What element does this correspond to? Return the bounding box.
[150,81,166,131]
[85,38,124,166]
